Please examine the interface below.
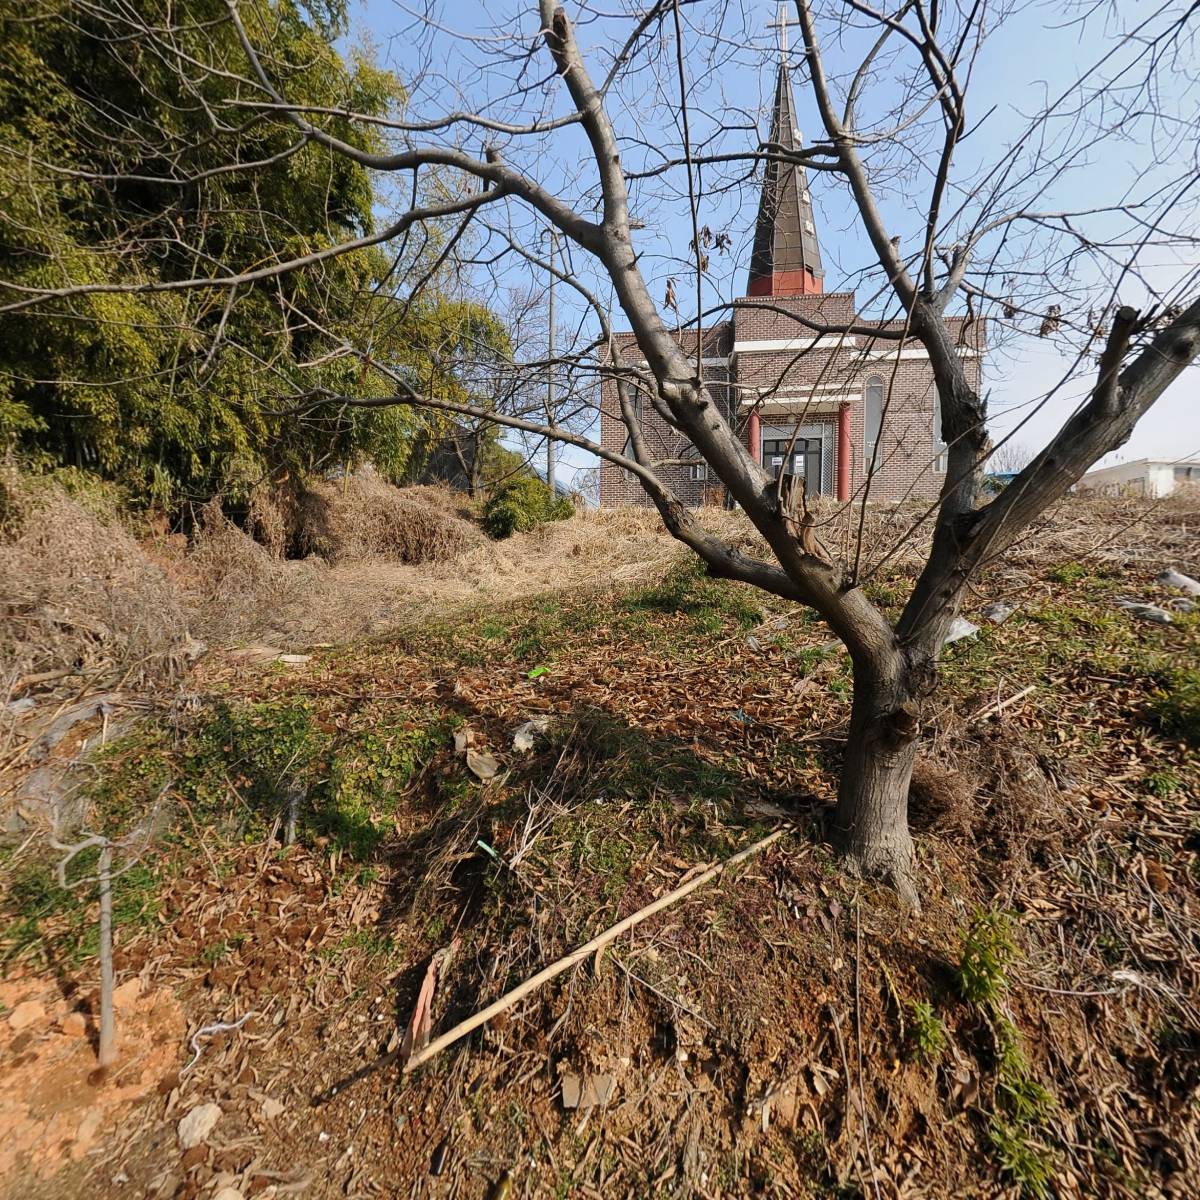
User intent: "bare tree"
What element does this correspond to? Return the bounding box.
[986,442,1035,476]
[4,0,1199,902]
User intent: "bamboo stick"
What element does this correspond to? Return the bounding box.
[402,827,786,1074]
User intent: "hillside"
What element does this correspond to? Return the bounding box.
[1,488,1198,1200]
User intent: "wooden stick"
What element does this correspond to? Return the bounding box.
[970,683,1036,724]
[402,827,786,1074]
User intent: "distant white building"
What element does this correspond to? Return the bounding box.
[1078,458,1200,498]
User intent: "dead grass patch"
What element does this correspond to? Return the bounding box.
[294,471,486,565]
[0,470,191,695]
[184,499,326,643]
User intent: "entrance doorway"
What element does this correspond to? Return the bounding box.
[763,436,822,491]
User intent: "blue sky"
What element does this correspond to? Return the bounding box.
[345,1,1199,487]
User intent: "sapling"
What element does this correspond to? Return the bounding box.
[51,833,118,1067]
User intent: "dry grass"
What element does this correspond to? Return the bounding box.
[0,470,191,696]
[184,499,326,644]
[294,470,487,565]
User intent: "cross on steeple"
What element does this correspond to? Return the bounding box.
[766,2,799,57]
[747,6,824,298]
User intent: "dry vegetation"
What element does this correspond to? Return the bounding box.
[0,469,192,700]
[1,476,1198,1200]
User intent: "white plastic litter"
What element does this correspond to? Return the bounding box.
[1158,568,1200,596]
[1114,598,1173,625]
[980,602,1014,625]
[942,617,980,646]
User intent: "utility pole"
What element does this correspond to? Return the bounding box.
[544,227,557,494]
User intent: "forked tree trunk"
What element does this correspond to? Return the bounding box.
[833,661,921,908]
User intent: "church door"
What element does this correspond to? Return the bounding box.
[763,436,823,492]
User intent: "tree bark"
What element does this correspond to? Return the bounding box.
[833,660,921,908]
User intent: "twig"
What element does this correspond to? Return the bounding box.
[51,834,116,1067]
[854,903,883,1200]
[182,1010,257,1075]
[401,828,785,1075]
[969,683,1037,723]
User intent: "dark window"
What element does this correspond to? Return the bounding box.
[689,463,708,481]
[763,436,822,490]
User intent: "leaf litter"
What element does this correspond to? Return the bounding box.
[0,494,1197,1198]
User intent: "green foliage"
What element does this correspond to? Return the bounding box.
[987,1118,1054,1200]
[322,709,457,858]
[625,557,763,633]
[955,912,1058,1195]
[1144,768,1181,798]
[907,1000,948,1063]
[482,475,573,539]
[1148,666,1200,745]
[4,855,160,967]
[956,909,1017,1007]
[184,698,324,822]
[0,1,498,509]
[1046,562,1088,585]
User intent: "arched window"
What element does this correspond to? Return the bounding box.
[932,394,947,472]
[864,376,884,472]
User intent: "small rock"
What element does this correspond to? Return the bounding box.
[276,654,310,665]
[112,977,141,1009]
[980,601,1013,624]
[61,1011,87,1037]
[1158,568,1200,596]
[8,999,45,1031]
[177,1103,223,1150]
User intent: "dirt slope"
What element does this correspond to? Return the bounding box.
[1,494,1198,1200]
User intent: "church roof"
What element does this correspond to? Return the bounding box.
[748,60,824,297]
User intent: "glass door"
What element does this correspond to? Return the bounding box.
[763,436,822,491]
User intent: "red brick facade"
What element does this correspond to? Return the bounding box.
[599,294,986,508]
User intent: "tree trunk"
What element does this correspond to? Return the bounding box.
[833,662,921,908]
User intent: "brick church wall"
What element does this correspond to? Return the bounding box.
[599,298,985,509]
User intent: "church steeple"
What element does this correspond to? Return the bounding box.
[747,45,824,297]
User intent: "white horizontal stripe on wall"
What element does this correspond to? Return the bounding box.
[732,336,858,352]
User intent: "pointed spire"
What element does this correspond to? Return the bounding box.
[747,56,824,297]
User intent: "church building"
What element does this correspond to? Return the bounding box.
[599,55,985,509]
